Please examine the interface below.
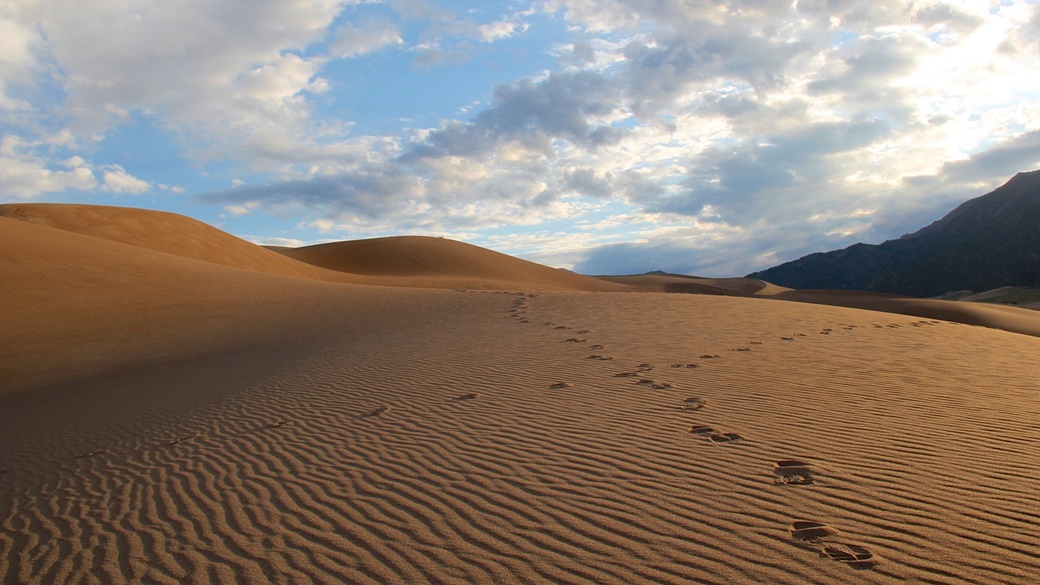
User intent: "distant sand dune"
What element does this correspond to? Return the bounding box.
[268,236,624,292]
[3,204,1040,584]
[609,272,1040,338]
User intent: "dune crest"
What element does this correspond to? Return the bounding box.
[269,236,625,291]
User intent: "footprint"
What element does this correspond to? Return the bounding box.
[748,341,763,345]
[549,382,572,389]
[365,406,391,417]
[780,337,795,341]
[454,393,481,400]
[613,371,639,378]
[634,379,672,390]
[819,543,877,567]
[577,330,592,334]
[670,363,698,368]
[730,347,751,352]
[74,449,108,458]
[790,520,839,542]
[699,354,721,359]
[587,355,614,361]
[708,432,744,443]
[774,460,816,485]
[688,425,721,435]
[269,420,293,428]
[588,344,606,350]
[167,434,197,446]
[563,338,587,343]
[554,326,572,330]
[681,397,707,411]
[636,363,654,371]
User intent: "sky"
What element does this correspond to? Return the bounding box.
[3,0,1040,277]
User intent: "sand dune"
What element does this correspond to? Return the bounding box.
[1,203,622,292]
[609,272,1040,338]
[600,273,791,296]
[269,236,624,292]
[0,203,353,283]
[4,204,1040,584]
[772,289,1040,338]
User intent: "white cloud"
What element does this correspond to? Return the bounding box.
[0,135,96,198]
[330,19,403,57]
[476,19,519,42]
[101,165,151,193]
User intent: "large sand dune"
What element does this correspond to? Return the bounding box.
[269,236,624,291]
[3,204,1040,584]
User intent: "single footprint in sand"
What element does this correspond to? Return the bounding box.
[269,420,293,429]
[74,449,108,458]
[780,337,795,341]
[554,325,572,330]
[774,460,816,485]
[549,382,572,389]
[635,379,672,390]
[577,329,592,334]
[730,347,751,352]
[166,433,196,445]
[455,393,481,400]
[688,425,721,435]
[613,371,639,377]
[699,354,721,359]
[748,341,763,345]
[670,363,699,368]
[365,406,391,417]
[789,520,840,542]
[681,397,707,411]
[587,355,614,361]
[563,337,587,343]
[708,432,744,443]
[636,363,654,371]
[819,543,877,567]
[588,344,606,350]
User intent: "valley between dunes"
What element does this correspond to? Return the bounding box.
[3,203,1040,584]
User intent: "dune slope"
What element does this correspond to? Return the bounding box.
[0,203,355,283]
[270,236,626,291]
[3,286,1040,584]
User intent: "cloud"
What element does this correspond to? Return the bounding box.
[5,0,1039,280]
[101,165,151,193]
[329,19,403,58]
[0,134,152,199]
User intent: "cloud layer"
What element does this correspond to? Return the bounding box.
[4,1,1040,275]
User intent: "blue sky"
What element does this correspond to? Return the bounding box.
[3,0,1040,276]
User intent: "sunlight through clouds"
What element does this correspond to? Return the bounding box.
[2,0,1039,275]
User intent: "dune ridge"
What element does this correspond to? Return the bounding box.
[607,272,1040,339]
[268,236,624,292]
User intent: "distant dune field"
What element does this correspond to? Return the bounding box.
[3,203,1040,584]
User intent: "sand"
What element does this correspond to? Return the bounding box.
[3,204,1040,584]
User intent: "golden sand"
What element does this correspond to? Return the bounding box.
[3,204,1040,584]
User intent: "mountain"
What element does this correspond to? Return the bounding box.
[747,170,1040,297]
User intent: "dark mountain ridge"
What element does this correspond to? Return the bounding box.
[747,170,1040,297]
